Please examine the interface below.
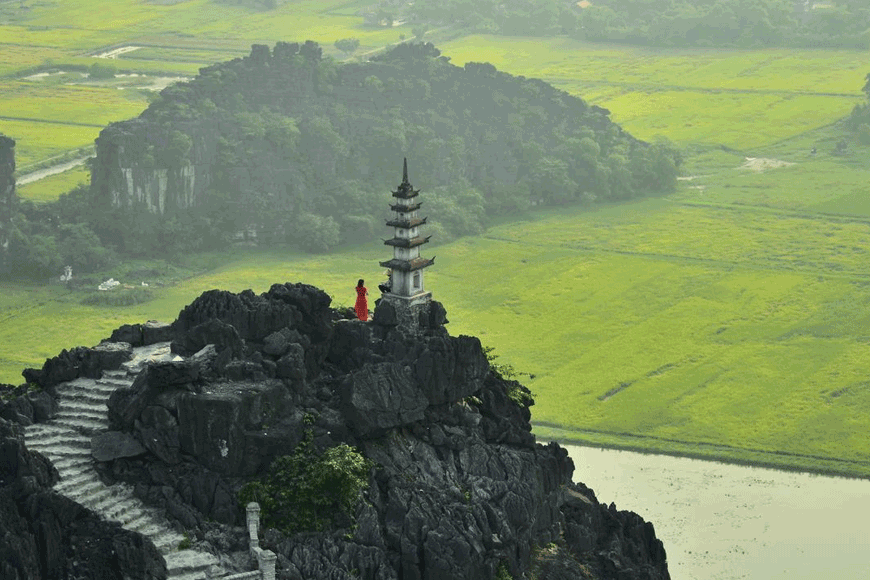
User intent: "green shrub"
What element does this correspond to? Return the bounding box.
[237,433,373,535]
[484,346,535,407]
[88,62,116,79]
[178,533,191,550]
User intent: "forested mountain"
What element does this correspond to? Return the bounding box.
[393,0,870,49]
[4,42,678,279]
[84,42,676,255]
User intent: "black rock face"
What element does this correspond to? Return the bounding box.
[0,418,166,580]
[24,281,669,580]
[22,341,133,390]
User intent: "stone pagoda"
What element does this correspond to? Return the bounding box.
[377,158,435,323]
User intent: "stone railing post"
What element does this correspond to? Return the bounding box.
[246,502,261,554]
[259,550,277,580]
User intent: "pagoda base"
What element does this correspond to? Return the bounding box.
[374,291,432,329]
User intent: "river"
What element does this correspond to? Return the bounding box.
[562,444,870,580]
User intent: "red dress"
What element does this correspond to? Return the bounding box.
[354,286,368,321]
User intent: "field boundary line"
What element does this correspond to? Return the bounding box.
[0,115,104,128]
[543,78,864,99]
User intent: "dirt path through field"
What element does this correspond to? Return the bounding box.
[17,156,89,186]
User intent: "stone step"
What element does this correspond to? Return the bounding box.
[53,416,108,433]
[58,382,118,398]
[56,405,108,421]
[54,470,98,489]
[28,445,92,460]
[50,454,94,472]
[26,430,90,447]
[54,471,101,490]
[57,390,110,407]
[99,372,133,382]
[64,479,115,503]
[117,505,158,529]
[168,571,208,580]
[164,549,222,576]
[24,423,69,436]
[133,521,184,547]
[153,532,187,555]
[90,486,148,514]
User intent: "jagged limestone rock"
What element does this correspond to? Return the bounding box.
[86,282,668,579]
[23,342,133,389]
[91,430,147,462]
[340,362,428,437]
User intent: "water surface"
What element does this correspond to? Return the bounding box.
[563,444,870,580]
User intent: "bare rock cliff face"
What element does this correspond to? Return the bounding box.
[0,134,15,275]
[90,119,214,215]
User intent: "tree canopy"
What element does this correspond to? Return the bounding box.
[392,0,870,49]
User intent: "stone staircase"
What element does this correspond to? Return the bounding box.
[23,343,225,580]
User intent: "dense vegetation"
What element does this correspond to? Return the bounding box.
[237,432,373,534]
[395,0,870,49]
[3,41,679,279]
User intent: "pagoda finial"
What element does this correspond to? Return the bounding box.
[402,157,409,185]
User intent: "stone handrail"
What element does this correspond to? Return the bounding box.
[221,503,276,580]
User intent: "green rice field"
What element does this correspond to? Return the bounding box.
[441,36,868,149]
[16,165,90,203]
[1,0,412,176]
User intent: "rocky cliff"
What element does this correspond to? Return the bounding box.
[6,283,670,580]
[0,417,166,580]
[0,134,14,275]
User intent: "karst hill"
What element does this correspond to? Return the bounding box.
[1,282,670,580]
[87,41,678,255]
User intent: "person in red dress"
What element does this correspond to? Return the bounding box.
[354,279,368,321]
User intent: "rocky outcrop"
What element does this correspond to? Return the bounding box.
[22,341,134,390]
[0,384,58,426]
[0,134,14,275]
[91,282,670,580]
[0,417,166,580]
[8,281,669,579]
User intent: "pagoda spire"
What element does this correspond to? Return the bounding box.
[402,157,409,185]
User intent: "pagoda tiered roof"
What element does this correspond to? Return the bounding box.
[386,216,427,229]
[391,186,420,200]
[389,201,423,213]
[379,256,435,272]
[384,235,431,248]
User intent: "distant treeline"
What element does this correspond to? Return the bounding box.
[4,42,680,280]
[400,0,870,49]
